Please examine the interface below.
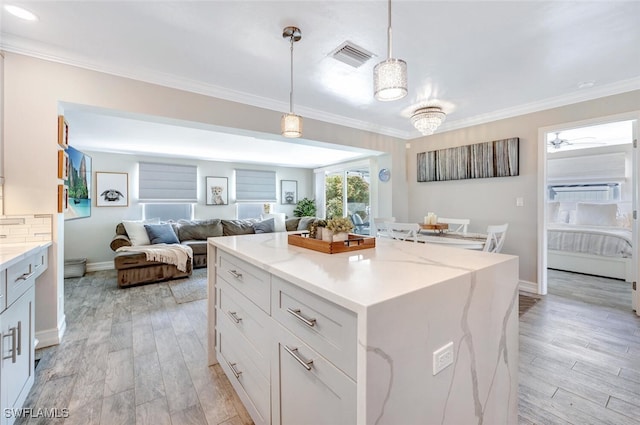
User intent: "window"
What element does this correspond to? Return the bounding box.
[548,183,621,202]
[236,203,266,220]
[235,169,276,202]
[143,203,194,221]
[138,162,197,202]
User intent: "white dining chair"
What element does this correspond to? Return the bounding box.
[386,222,420,243]
[373,217,396,238]
[483,223,508,253]
[436,217,470,234]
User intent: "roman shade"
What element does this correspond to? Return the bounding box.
[235,169,276,202]
[139,162,197,202]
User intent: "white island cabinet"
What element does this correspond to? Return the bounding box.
[0,242,50,425]
[207,233,519,425]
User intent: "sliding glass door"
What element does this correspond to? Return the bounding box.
[325,167,370,234]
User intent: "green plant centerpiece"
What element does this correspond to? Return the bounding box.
[308,219,326,239]
[293,198,317,217]
[325,217,354,241]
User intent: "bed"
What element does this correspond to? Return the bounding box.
[547,201,633,280]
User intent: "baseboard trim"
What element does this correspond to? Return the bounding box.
[36,315,66,348]
[519,279,538,294]
[87,261,114,272]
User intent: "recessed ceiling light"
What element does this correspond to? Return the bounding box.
[578,80,595,89]
[4,5,39,21]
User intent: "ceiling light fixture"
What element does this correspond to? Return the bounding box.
[281,26,303,138]
[4,5,38,21]
[373,0,407,101]
[411,106,446,135]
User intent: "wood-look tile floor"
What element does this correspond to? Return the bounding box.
[519,269,640,425]
[18,268,640,425]
[17,270,252,425]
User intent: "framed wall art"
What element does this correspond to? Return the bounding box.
[206,176,228,205]
[96,172,128,207]
[57,184,68,213]
[65,146,92,220]
[57,115,69,149]
[281,180,298,204]
[57,149,69,180]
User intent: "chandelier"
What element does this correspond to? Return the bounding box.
[411,106,446,135]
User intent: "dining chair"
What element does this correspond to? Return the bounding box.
[386,222,420,243]
[436,217,470,234]
[373,217,396,238]
[483,223,508,253]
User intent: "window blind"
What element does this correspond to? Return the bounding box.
[235,169,276,202]
[139,162,197,202]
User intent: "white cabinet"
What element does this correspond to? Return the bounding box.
[0,246,47,425]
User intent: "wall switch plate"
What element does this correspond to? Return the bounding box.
[433,342,454,375]
[516,197,524,207]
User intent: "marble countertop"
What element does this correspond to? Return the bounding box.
[0,241,52,270]
[208,232,517,313]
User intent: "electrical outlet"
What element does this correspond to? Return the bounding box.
[516,197,524,207]
[433,342,454,375]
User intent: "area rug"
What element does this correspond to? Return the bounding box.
[168,268,207,304]
[519,292,540,317]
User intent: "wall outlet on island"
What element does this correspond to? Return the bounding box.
[433,342,454,375]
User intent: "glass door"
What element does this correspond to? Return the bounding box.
[324,167,371,234]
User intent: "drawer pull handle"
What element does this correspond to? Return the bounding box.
[227,361,242,379]
[17,321,22,356]
[284,345,313,371]
[227,311,242,324]
[2,327,17,363]
[287,308,316,327]
[16,271,36,282]
[227,270,243,279]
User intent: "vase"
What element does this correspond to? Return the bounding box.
[333,232,349,242]
[321,228,333,242]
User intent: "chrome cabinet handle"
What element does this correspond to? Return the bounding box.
[227,270,242,279]
[16,271,36,282]
[227,361,242,379]
[284,345,313,371]
[3,327,17,363]
[286,308,316,327]
[17,321,22,356]
[227,311,242,324]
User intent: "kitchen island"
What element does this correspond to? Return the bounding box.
[207,232,519,425]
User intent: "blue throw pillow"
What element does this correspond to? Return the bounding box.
[254,218,275,234]
[144,223,180,244]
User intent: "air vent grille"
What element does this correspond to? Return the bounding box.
[330,41,374,68]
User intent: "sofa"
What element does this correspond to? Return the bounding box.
[110,216,316,287]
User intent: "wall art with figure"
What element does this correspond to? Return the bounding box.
[64,146,92,220]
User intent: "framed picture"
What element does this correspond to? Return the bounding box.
[57,184,68,213]
[57,149,69,180]
[65,146,92,220]
[96,172,128,207]
[206,176,228,205]
[57,115,69,149]
[281,180,298,204]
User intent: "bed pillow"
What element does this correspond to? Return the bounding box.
[575,203,618,226]
[122,218,160,246]
[144,223,180,244]
[261,213,286,232]
[254,218,275,234]
[547,202,561,223]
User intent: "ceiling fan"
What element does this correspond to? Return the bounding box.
[547,132,601,150]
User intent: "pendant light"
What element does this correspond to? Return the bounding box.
[373,0,407,101]
[281,26,303,138]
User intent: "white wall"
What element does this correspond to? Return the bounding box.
[407,91,640,287]
[64,150,313,266]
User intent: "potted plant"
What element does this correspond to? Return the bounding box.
[294,198,317,217]
[325,217,354,242]
[308,219,326,240]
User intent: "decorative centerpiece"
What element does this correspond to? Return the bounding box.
[308,219,326,239]
[325,217,354,242]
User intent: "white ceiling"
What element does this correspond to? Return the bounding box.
[2,1,640,165]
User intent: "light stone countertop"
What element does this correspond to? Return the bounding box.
[208,232,517,313]
[0,241,52,270]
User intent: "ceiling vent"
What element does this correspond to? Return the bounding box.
[330,41,374,68]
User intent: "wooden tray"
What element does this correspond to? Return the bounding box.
[419,223,448,230]
[288,233,376,254]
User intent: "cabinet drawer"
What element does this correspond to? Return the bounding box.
[6,256,36,307]
[275,323,356,425]
[218,321,270,425]
[272,276,357,379]
[217,280,270,378]
[31,247,48,279]
[218,251,270,314]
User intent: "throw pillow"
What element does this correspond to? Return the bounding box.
[261,213,286,232]
[254,218,275,234]
[575,203,618,226]
[177,219,223,240]
[122,218,160,246]
[221,219,257,236]
[297,216,316,231]
[144,223,180,244]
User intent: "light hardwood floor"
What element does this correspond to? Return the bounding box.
[17,268,640,425]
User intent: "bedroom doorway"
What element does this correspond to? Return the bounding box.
[538,114,639,315]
